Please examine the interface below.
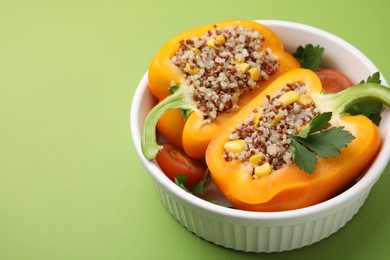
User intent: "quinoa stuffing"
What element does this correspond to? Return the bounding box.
[170,24,279,123]
[223,82,320,178]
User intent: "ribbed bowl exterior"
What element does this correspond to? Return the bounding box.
[155,183,370,253]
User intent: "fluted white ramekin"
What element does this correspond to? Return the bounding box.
[130,20,390,253]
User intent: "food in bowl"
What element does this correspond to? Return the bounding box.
[141,19,389,211]
[131,20,390,252]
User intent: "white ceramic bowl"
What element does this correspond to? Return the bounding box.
[130,20,390,253]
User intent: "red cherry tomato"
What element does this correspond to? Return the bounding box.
[156,143,207,189]
[315,68,353,93]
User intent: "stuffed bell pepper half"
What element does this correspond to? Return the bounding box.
[206,68,390,212]
[142,20,300,160]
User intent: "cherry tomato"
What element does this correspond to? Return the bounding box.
[315,68,353,93]
[156,143,207,189]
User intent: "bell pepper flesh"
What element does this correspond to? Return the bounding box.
[156,108,185,148]
[206,68,387,212]
[143,20,300,160]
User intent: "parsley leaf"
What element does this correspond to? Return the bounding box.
[296,127,355,158]
[175,174,190,191]
[289,138,317,174]
[293,44,324,70]
[174,170,210,196]
[190,170,211,196]
[345,72,383,125]
[297,111,332,138]
[346,101,382,125]
[289,113,355,173]
[359,71,381,84]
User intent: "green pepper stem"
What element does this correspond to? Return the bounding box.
[317,83,390,116]
[141,86,196,160]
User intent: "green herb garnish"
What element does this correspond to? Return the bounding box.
[175,174,190,191]
[293,44,324,70]
[174,170,210,196]
[289,112,355,174]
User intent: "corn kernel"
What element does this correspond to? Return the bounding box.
[206,38,214,48]
[278,91,300,106]
[297,94,314,106]
[235,62,250,73]
[191,47,201,55]
[224,139,246,153]
[206,38,221,49]
[185,63,200,75]
[254,162,272,177]
[252,114,263,128]
[215,35,226,44]
[249,152,266,167]
[270,114,282,127]
[247,67,260,81]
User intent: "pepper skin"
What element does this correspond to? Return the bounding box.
[148,20,300,156]
[206,69,382,212]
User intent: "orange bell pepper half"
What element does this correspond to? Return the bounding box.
[142,20,300,160]
[206,69,390,212]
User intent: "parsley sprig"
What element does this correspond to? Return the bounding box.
[293,44,324,70]
[175,170,211,195]
[289,112,355,174]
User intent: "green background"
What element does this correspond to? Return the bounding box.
[1,0,390,259]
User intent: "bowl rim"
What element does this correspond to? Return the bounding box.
[131,19,390,221]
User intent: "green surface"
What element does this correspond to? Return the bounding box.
[1,0,390,259]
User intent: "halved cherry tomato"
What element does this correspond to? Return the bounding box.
[155,143,207,189]
[315,68,353,93]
